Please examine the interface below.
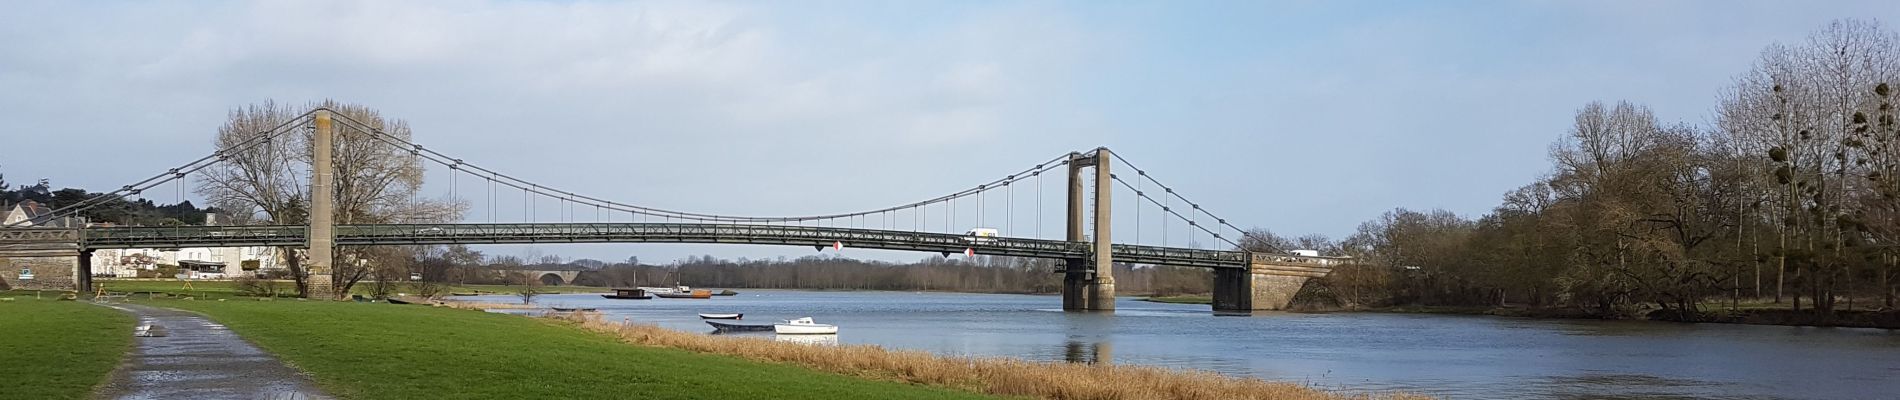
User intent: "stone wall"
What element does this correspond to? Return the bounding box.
[0,256,77,291]
[1214,268,1324,312]
[1248,274,1310,311]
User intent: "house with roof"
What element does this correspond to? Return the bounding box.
[1,200,81,227]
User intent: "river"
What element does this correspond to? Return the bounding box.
[456,290,1900,399]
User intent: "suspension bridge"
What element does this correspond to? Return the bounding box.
[0,109,1332,312]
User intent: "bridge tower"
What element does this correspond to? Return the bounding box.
[1062,148,1115,311]
[306,109,336,299]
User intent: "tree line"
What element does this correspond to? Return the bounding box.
[400,245,1214,295]
[0,169,218,226]
[1266,19,1900,321]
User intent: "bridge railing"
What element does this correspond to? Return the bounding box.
[1248,253,1349,267]
[0,228,81,243]
[1110,244,1247,268]
[64,223,1252,268]
[81,225,304,248]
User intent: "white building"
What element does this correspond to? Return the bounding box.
[90,246,283,278]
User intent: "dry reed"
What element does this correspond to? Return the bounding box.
[429,298,540,310]
[552,313,1426,400]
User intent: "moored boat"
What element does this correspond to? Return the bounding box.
[600,288,652,300]
[713,289,739,296]
[705,320,774,333]
[698,313,742,320]
[654,287,712,299]
[773,317,838,335]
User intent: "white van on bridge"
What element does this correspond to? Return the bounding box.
[964,228,999,243]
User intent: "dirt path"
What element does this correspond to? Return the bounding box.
[92,303,330,400]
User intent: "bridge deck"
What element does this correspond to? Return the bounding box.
[1,223,1248,268]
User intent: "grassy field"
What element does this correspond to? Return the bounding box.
[93,279,606,299]
[0,298,132,400]
[154,300,990,400]
[1141,294,1212,304]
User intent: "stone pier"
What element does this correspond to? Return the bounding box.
[306,109,336,299]
[1213,253,1334,312]
[1061,148,1115,311]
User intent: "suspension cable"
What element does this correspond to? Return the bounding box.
[1108,151,1245,247]
[333,112,1071,225]
[6,111,316,227]
[1109,173,1237,248]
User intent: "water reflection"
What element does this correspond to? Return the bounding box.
[1062,339,1111,364]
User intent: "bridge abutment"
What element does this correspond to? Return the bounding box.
[0,252,81,292]
[1213,253,1333,312]
[0,230,84,292]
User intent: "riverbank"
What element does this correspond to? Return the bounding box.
[153,299,988,399]
[1137,295,1900,329]
[0,298,133,400]
[1370,305,1900,329]
[1646,308,1900,329]
[1141,294,1212,304]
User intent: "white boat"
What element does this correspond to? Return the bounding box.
[698,313,743,320]
[773,317,838,335]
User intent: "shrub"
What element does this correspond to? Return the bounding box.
[234,275,284,297]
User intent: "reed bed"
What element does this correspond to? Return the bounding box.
[554,312,1425,400]
[428,298,540,310]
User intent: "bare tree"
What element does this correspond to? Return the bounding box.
[196,100,465,298]
[1238,229,1296,253]
[514,271,542,305]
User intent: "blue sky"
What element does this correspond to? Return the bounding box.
[4,1,1897,263]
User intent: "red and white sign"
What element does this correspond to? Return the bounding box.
[833,241,844,251]
[964,248,975,257]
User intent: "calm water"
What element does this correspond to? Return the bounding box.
[459,290,1900,399]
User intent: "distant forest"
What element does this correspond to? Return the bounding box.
[0,168,217,226]
[414,246,1213,295]
[1242,20,1900,322]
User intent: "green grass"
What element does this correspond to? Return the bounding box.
[95,279,244,298]
[1141,294,1212,304]
[155,300,993,400]
[0,299,133,400]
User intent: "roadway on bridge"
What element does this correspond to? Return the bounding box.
[20,223,1249,268]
